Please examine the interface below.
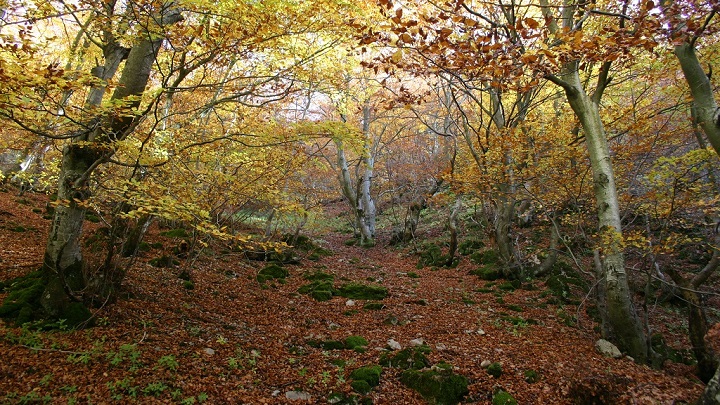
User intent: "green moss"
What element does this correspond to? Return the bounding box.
[337,283,388,300]
[523,370,540,383]
[160,228,189,238]
[62,302,93,328]
[417,243,457,268]
[345,336,369,351]
[492,390,517,405]
[298,280,336,301]
[363,302,385,311]
[469,266,500,281]
[407,272,420,278]
[344,238,358,246]
[256,264,289,284]
[138,242,151,252]
[469,249,500,265]
[497,280,521,291]
[350,365,382,389]
[379,346,431,370]
[351,380,372,394]
[487,362,503,378]
[400,363,468,405]
[85,214,101,223]
[459,239,485,255]
[183,281,195,290]
[148,256,179,268]
[0,271,45,322]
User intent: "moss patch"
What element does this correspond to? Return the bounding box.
[0,271,45,324]
[400,362,468,405]
[469,265,500,281]
[379,346,431,370]
[345,335,369,352]
[337,283,388,300]
[297,280,336,301]
[160,228,189,238]
[350,365,382,394]
[148,255,179,268]
[487,362,503,378]
[469,249,500,265]
[256,264,289,284]
[492,390,518,405]
[459,239,486,255]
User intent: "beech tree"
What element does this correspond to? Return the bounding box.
[0,0,365,320]
[365,0,663,362]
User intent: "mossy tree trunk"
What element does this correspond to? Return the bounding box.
[41,9,182,316]
[541,0,648,363]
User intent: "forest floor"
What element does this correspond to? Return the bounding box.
[0,187,711,404]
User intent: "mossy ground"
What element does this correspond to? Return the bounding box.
[399,362,469,405]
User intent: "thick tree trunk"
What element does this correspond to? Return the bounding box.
[40,10,180,316]
[553,64,649,363]
[700,363,720,405]
[40,144,102,315]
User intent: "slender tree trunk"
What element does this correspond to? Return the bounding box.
[547,59,649,362]
[674,42,720,156]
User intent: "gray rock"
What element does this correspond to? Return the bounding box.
[409,338,425,346]
[387,338,402,350]
[480,360,492,368]
[285,391,311,401]
[203,347,215,355]
[595,339,623,358]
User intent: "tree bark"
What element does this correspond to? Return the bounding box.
[700,363,720,405]
[41,9,182,316]
[674,42,720,157]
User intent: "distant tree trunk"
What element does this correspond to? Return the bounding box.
[446,196,462,266]
[41,9,182,316]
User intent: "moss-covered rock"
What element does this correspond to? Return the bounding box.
[469,265,500,281]
[337,283,388,300]
[487,362,503,378]
[307,339,346,350]
[350,365,382,394]
[282,234,333,260]
[417,243,456,268]
[345,336,369,352]
[257,264,289,284]
[469,249,500,265]
[524,369,540,383]
[0,271,45,323]
[492,390,518,405]
[459,239,486,255]
[298,280,336,301]
[379,346,431,370]
[62,302,93,328]
[400,363,469,405]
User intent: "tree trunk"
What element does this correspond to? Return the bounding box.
[552,63,649,363]
[41,10,181,316]
[700,363,720,405]
[674,42,720,157]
